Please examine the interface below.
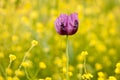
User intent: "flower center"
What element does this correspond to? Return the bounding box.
[61,22,65,28]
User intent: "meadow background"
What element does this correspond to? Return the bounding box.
[0,0,120,80]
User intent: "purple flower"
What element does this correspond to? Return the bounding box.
[55,13,79,35]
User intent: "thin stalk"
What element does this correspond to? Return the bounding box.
[0,64,7,79]
[79,65,83,80]
[6,60,13,77]
[7,60,12,69]
[66,35,69,80]
[83,57,87,73]
[33,69,40,79]
[18,45,34,71]
[15,45,34,77]
[24,68,31,80]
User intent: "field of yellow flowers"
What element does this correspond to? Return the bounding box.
[0,0,120,80]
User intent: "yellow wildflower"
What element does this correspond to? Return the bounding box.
[108,76,117,80]
[7,77,12,80]
[12,35,18,42]
[77,64,83,69]
[31,40,38,46]
[68,71,73,77]
[81,51,88,57]
[69,65,74,72]
[21,60,32,68]
[6,68,13,76]
[21,16,30,25]
[115,62,120,74]
[45,77,52,80]
[62,54,67,65]
[98,72,105,78]
[15,70,25,77]
[0,52,4,58]
[39,62,47,69]
[77,51,88,62]
[13,76,19,80]
[9,54,16,62]
[0,76,4,80]
[39,79,44,80]
[95,63,103,71]
[115,68,120,74]
[30,11,38,19]
[116,62,120,68]
[82,73,93,80]
[77,73,82,79]
[36,22,44,33]
[62,67,66,74]
[98,77,104,80]
[54,57,62,67]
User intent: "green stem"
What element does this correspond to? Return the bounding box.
[24,68,31,80]
[66,35,69,80]
[0,64,7,79]
[15,45,34,77]
[18,45,34,71]
[84,56,87,73]
[79,64,83,80]
[33,68,40,79]
[6,60,13,77]
[7,60,12,69]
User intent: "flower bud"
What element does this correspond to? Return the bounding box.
[55,13,79,35]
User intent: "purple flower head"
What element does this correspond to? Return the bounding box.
[55,13,79,35]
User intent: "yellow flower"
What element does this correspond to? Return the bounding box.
[115,68,120,74]
[9,54,16,62]
[98,72,105,78]
[77,54,84,62]
[12,35,18,42]
[6,68,13,76]
[54,57,62,67]
[7,77,12,80]
[115,62,120,74]
[108,48,116,55]
[0,76,4,80]
[108,76,117,80]
[77,51,88,62]
[15,70,25,77]
[68,71,73,77]
[81,51,88,57]
[62,54,67,65]
[36,22,44,33]
[69,65,74,72]
[31,40,38,46]
[97,43,106,52]
[62,67,66,74]
[30,11,38,19]
[13,76,19,80]
[45,77,52,80]
[77,64,83,69]
[77,73,82,79]
[39,79,44,80]
[82,73,93,80]
[0,52,4,58]
[95,63,103,71]
[116,62,120,68]
[52,73,61,80]
[21,60,32,68]
[98,77,104,80]
[21,16,30,25]
[39,62,47,69]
